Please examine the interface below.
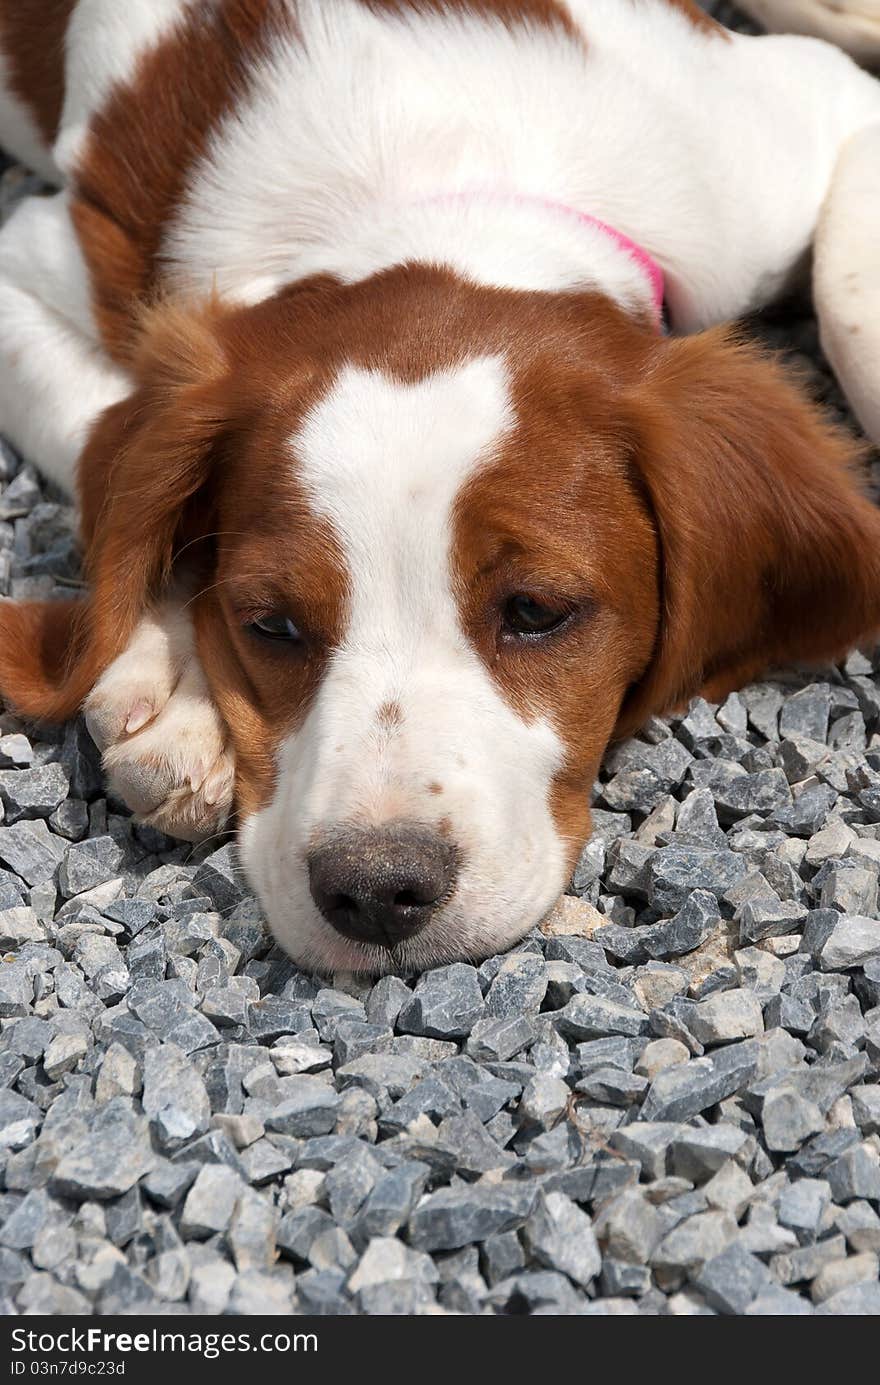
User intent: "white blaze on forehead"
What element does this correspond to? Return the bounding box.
[288,356,554,783]
[295,354,514,627]
[290,356,523,814]
[235,356,569,973]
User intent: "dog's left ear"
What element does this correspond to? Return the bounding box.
[0,299,231,722]
[618,328,880,734]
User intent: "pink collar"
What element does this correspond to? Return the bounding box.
[565,207,664,325]
[413,189,665,328]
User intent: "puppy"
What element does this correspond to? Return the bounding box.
[0,0,879,974]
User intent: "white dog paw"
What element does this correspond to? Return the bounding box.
[83,607,234,842]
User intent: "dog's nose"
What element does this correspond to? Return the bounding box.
[307,823,458,949]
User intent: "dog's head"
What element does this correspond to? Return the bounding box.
[3,267,880,972]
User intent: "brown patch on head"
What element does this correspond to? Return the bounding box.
[427,781,444,795]
[451,292,660,865]
[193,385,352,823]
[0,0,75,145]
[446,291,880,879]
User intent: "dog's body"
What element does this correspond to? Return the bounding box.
[2,1,880,474]
[1,0,880,973]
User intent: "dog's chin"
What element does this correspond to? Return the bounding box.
[239,815,568,976]
[263,899,547,978]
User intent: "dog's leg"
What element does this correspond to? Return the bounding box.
[0,190,130,492]
[813,122,880,446]
[83,595,236,843]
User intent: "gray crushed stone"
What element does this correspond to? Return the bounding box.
[1,2,880,1317]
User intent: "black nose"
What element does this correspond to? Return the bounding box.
[307,823,458,949]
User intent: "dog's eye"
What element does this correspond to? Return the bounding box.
[249,613,302,642]
[502,594,571,637]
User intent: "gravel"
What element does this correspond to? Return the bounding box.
[1,4,880,1318]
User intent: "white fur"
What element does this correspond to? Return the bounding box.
[1,0,879,479]
[84,600,234,842]
[238,359,568,972]
[0,0,205,494]
[813,122,880,443]
[166,0,880,329]
[0,191,130,492]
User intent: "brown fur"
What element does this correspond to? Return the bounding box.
[619,333,880,730]
[0,299,232,721]
[0,0,75,144]
[69,0,293,362]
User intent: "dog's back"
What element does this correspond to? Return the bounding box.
[2,0,877,348]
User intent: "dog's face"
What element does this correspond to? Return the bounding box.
[203,292,660,972]
[3,267,880,973]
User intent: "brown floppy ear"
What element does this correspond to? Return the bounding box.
[0,300,230,722]
[618,329,880,735]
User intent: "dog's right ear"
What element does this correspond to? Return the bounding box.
[0,299,232,722]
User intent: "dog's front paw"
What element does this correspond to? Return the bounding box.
[83,612,235,842]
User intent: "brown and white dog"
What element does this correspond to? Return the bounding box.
[0,0,880,975]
